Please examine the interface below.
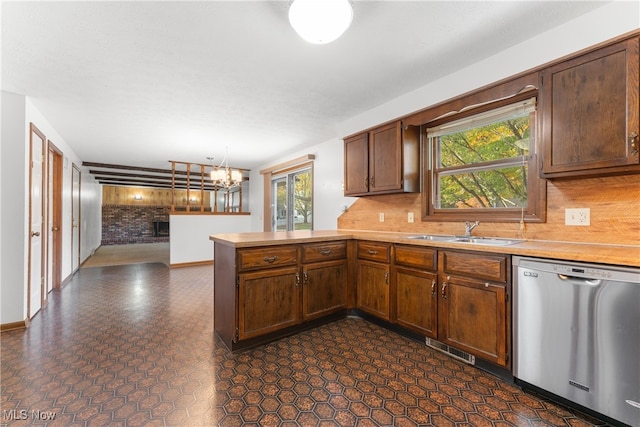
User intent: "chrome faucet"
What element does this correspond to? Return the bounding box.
[464,221,479,237]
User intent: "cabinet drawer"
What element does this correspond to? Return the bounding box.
[357,241,391,263]
[394,245,437,270]
[302,241,346,263]
[440,250,509,283]
[237,246,298,271]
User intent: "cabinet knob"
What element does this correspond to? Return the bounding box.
[367,250,378,255]
[630,131,638,155]
[431,279,437,297]
[263,256,279,263]
[319,249,332,256]
[295,273,300,288]
[384,271,389,285]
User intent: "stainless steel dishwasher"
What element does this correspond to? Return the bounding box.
[513,256,640,426]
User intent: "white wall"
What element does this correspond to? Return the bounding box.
[1,91,28,324]
[25,99,102,272]
[0,91,102,324]
[170,214,252,264]
[249,137,358,233]
[339,2,640,137]
[248,2,639,235]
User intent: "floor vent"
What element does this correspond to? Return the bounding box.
[425,338,476,365]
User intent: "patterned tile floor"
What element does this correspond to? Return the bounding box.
[1,263,608,426]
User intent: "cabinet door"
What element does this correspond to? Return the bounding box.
[540,37,640,177]
[395,266,437,338]
[302,260,347,321]
[344,133,369,196]
[238,266,300,340]
[357,260,390,320]
[438,275,508,367]
[369,122,403,193]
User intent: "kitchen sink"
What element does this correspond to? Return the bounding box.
[404,235,523,246]
[453,237,524,246]
[405,235,457,241]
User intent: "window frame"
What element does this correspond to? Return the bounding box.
[271,165,313,232]
[260,154,315,232]
[421,93,546,223]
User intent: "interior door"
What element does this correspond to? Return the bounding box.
[47,142,63,291]
[29,124,46,317]
[71,164,81,272]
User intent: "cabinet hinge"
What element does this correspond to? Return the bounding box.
[506,353,510,364]
[505,292,509,302]
[234,327,239,343]
[236,276,239,288]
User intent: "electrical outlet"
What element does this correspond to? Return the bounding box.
[408,212,414,223]
[565,208,590,226]
[379,212,385,222]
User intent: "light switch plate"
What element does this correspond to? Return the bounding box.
[408,212,414,223]
[379,212,385,222]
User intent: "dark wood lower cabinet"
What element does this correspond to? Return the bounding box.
[395,266,438,338]
[238,266,300,340]
[215,239,510,369]
[357,260,390,320]
[437,250,511,368]
[438,275,508,366]
[302,259,347,321]
[389,245,511,368]
[214,241,348,351]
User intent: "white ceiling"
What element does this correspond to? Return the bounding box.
[2,1,611,171]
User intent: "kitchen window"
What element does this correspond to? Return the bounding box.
[423,97,546,222]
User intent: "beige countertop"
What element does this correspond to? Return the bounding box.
[210,229,640,268]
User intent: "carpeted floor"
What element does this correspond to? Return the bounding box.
[81,242,170,268]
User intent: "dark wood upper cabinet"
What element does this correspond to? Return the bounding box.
[344,132,369,195]
[344,121,420,196]
[539,36,640,178]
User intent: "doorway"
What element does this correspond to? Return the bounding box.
[71,164,81,272]
[28,123,46,318]
[47,142,63,291]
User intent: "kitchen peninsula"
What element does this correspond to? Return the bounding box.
[211,230,640,356]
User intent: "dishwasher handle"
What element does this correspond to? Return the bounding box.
[557,274,601,286]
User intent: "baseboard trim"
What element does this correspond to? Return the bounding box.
[170,260,214,268]
[61,273,73,288]
[1,318,29,333]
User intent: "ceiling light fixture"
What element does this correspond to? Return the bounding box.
[207,149,243,189]
[288,0,353,44]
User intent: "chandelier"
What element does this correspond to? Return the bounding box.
[207,150,243,189]
[288,0,353,44]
